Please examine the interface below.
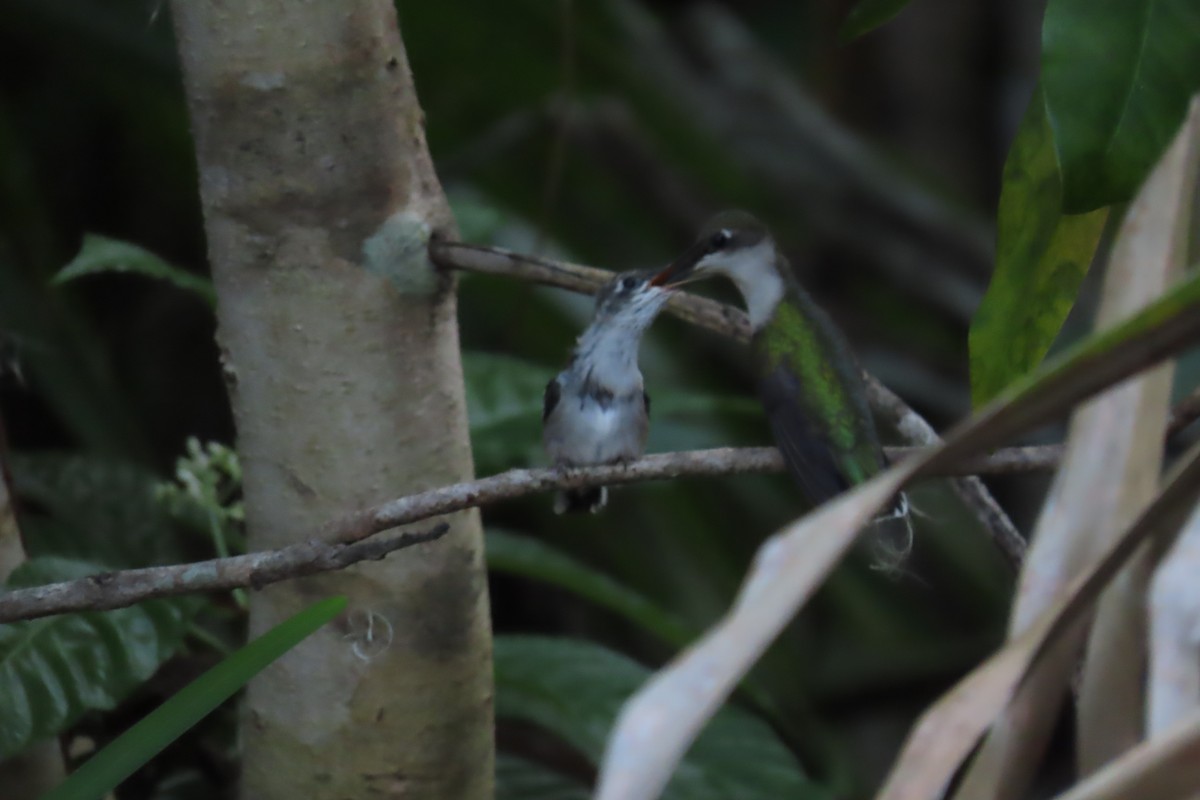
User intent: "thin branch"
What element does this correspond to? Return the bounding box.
[0,524,449,624]
[0,445,1059,624]
[325,444,1061,547]
[430,239,751,340]
[866,376,1031,570]
[430,238,1029,566]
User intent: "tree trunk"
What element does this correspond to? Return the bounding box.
[168,3,494,798]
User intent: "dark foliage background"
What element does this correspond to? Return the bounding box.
[8,0,1186,797]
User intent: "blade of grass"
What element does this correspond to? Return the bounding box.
[42,595,347,800]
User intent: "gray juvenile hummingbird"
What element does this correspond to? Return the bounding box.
[654,211,911,545]
[542,269,673,513]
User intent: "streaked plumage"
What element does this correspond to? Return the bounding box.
[542,270,671,513]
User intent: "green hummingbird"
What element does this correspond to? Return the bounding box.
[653,210,911,539]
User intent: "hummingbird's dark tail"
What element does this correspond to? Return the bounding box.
[554,485,608,514]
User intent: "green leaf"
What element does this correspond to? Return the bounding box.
[54,234,216,307]
[43,596,346,800]
[463,351,550,473]
[839,0,914,41]
[1042,0,1200,211]
[448,188,511,244]
[969,88,1109,406]
[10,453,183,567]
[0,558,197,760]
[486,530,694,647]
[496,753,591,800]
[494,636,827,800]
[968,261,1200,448]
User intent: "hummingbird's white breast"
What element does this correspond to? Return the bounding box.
[543,384,648,466]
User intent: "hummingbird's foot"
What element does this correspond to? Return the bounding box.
[873,492,911,524]
[551,463,607,514]
[868,492,915,572]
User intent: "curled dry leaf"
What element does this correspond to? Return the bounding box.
[1076,92,1200,775]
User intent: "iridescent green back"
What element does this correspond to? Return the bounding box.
[752,263,886,502]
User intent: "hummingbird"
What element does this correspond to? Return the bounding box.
[653,211,911,545]
[542,269,673,513]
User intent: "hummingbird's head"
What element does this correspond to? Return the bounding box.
[591,269,673,332]
[651,210,775,290]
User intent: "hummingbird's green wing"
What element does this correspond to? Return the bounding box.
[753,294,888,507]
[758,363,851,506]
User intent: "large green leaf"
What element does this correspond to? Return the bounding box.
[43,596,346,800]
[496,753,591,800]
[486,530,693,647]
[969,88,1109,406]
[494,635,828,800]
[839,0,915,41]
[10,452,183,567]
[54,234,216,307]
[1043,0,1200,211]
[0,558,196,760]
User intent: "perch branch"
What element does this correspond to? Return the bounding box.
[0,524,449,623]
[1,445,1061,624]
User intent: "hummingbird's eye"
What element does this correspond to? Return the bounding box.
[620,276,639,291]
[709,229,733,252]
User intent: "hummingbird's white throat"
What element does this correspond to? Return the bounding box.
[573,291,665,395]
[698,239,785,329]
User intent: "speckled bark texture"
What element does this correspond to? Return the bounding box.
[168,3,494,798]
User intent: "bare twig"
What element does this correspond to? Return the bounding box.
[430,239,751,339]
[0,524,449,624]
[866,375,1030,570]
[430,238,1029,566]
[1,445,1057,624]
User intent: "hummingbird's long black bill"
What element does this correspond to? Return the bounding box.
[650,240,708,287]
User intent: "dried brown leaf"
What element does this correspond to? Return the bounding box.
[1054,708,1200,800]
[877,443,1200,800]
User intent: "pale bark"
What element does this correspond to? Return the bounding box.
[168,3,493,798]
